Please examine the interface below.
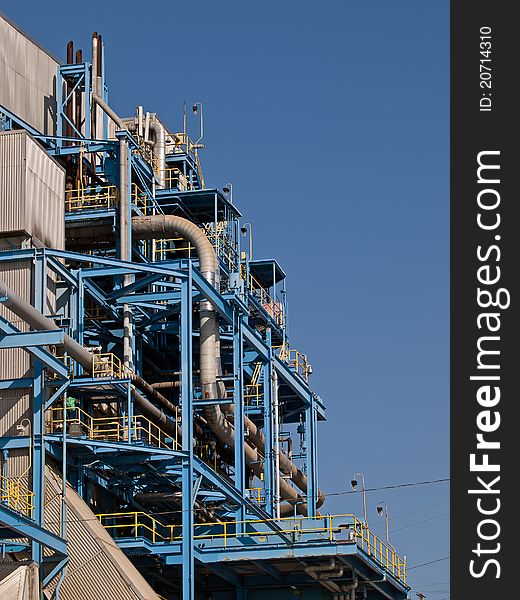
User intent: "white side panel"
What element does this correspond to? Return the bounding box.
[0,15,59,135]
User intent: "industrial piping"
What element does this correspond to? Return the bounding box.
[131,215,323,515]
[0,282,180,442]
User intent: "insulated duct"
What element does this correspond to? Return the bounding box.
[131,215,323,515]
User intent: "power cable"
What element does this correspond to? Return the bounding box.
[408,556,450,571]
[390,511,449,533]
[326,478,450,498]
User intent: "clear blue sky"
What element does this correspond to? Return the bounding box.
[3,1,450,597]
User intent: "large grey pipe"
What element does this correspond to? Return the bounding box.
[0,282,93,371]
[0,282,179,440]
[132,215,323,515]
[92,93,124,130]
[148,115,165,189]
[118,136,134,371]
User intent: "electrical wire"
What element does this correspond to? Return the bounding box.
[326,478,450,498]
[408,556,450,571]
[19,477,450,530]
[390,512,449,534]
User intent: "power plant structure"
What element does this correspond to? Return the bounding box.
[0,13,410,600]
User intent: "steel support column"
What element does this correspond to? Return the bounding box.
[262,329,275,516]
[181,265,194,600]
[305,394,318,517]
[233,312,246,528]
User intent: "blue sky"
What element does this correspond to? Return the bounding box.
[2,1,450,597]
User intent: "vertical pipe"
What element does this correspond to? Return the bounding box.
[75,49,83,191]
[75,49,83,138]
[183,101,187,141]
[273,368,281,519]
[91,33,98,140]
[137,105,144,138]
[65,41,74,140]
[119,137,133,369]
[96,35,104,139]
[144,111,151,143]
[65,41,74,205]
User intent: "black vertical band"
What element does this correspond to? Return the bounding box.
[451,3,516,598]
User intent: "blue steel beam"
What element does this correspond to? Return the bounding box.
[114,291,181,304]
[0,504,67,557]
[0,437,31,450]
[45,381,71,410]
[180,266,194,600]
[106,273,166,300]
[0,329,64,348]
[0,378,33,390]
[0,318,68,378]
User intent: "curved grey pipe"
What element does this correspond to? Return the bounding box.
[2,213,323,514]
[132,215,323,515]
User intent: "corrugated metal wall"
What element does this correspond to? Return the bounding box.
[0,14,59,135]
[44,467,160,600]
[0,130,65,247]
[0,129,64,480]
[0,562,38,600]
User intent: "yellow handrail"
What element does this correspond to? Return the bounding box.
[64,183,147,214]
[65,185,117,212]
[244,383,262,405]
[96,511,406,583]
[240,265,285,328]
[47,406,180,451]
[272,344,311,383]
[0,475,34,518]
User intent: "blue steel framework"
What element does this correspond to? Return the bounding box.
[0,37,410,600]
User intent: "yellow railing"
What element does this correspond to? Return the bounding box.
[352,518,407,583]
[154,237,196,262]
[55,352,133,380]
[244,383,263,405]
[154,226,238,271]
[0,475,34,518]
[47,406,180,451]
[204,223,239,271]
[247,487,264,504]
[132,184,148,214]
[273,344,311,383]
[92,352,132,379]
[64,184,148,214]
[163,167,191,191]
[96,511,406,583]
[240,265,285,328]
[168,131,196,156]
[65,185,117,212]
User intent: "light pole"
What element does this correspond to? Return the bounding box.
[223,182,233,204]
[192,102,204,147]
[377,501,398,555]
[241,222,253,260]
[351,473,368,527]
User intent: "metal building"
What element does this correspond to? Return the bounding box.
[0,12,410,600]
